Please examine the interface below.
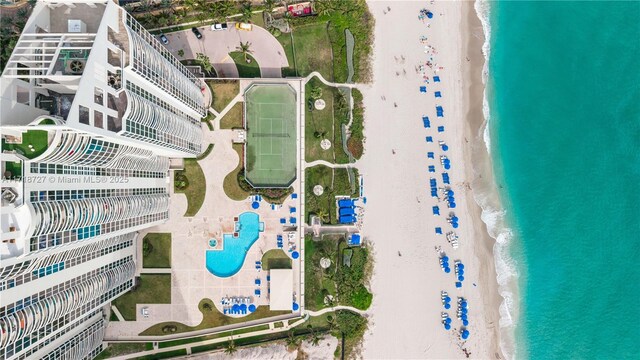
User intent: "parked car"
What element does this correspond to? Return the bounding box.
[159,33,169,44]
[191,27,202,39]
[211,23,228,31]
[235,22,253,31]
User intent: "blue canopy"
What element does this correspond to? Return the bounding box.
[289,217,297,224]
[280,218,286,224]
[290,207,297,213]
[452,216,458,221]
[438,126,445,132]
[339,215,356,224]
[338,199,354,207]
[292,251,300,259]
[461,332,469,340]
[252,201,260,209]
[458,276,464,281]
[432,206,440,215]
[350,234,361,245]
[248,304,256,312]
[462,308,468,314]
[339,207,355,216]
[435,91,442,97]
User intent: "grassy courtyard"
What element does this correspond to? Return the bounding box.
[219,102,244,129]
[1,130,49,159]
[223,144,250,201]
[304,77,335,163]
[261,249,292,270]
[139,299,290,336]
[305,165,359,225]
[174,159,206,217]
[304,235,372,312]
[111,275,171,321]
[291,22,334,80]
[208,80,239,112]
[229,52,261,78]
[142,233,171,269]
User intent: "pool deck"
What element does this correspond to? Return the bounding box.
[105,79,305,338]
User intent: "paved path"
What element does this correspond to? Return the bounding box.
[111,305,125,322]
[306,305,368,317]
[163,24,289,78]
[140,268,172,274]
[304,159,355,169]
[304,72,359,89]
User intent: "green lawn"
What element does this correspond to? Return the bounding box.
[347,88,365,159]
[208,80,239,112]
[291,23,334,80]
[142,233,171,269]
[223,144,250,201]
[174,159,206,217]
[305,165,359,225]
[276,32,297,77]
[305,77,335,163]
[158,324,270,349]
[229,52,261,78]
[140,299,289,336]
[1,130,49,159]
[94,343,150,360]
[219,102,244,129]
[111,275,171,321]
[261,249,292,270]
[131,349,187,360]
[3,161,22,178]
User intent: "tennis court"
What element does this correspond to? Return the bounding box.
[244,84,297,187]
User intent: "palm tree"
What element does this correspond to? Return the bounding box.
[285,330,300,348]
[240,2,253,23]
[316,209,329,223]
[195,53,213,74]
[236,41,253,63]
[224,338,237,355]
[326,315,338,331]
[263,0,276,13]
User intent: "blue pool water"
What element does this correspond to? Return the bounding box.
[205,212,263,278]
[484,1,640,358]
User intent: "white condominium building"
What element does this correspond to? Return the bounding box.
[0,1,206,359]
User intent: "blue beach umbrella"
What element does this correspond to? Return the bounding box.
[442,145,449,151]
[293,302,300,311]
[461,301,468,307]
[458,276,464,282]
[442,256,449,262]
[445,317,452,324]
[462,308,468,314]
[444,303,451,309]
[463,319,469,326]
[444,296,451,302]
[456,282,462,288]
[452,223,459,229]
[444,267,451,273]
[240,304,247,311]
[292,251,300,259]
[461,331,469,340]
[461,314,468,321]
[444,323,451,330]
[459,264,465,270]
[427,11,433,18]
[450,202,457,208]
[248,304,256,312]
[444,164,451,170]
[459,269,464,275]
[252,201,260,209]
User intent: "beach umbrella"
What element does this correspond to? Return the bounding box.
[451,202,457,208]
[240,304,247,311]
[444,164,451,170]
[442,256,449,262]
[427,11,433,19]
[444,267,451,273]
[452,223,459,229]
[293,302,300,311]
[292,251,300,259]
[461,314,468,321]
[444,296,451,302]
[442,145,449,151]
[461,301,468,308]
[445,317,452,324]
[459,264,465,270]
[444,303,451,309]
[456,282,462,288]
[462,308,468,314]
[452,216,458,221]
[459,269,464,275]
[252,201,260,209]
[444,323,451,330]
[463,319,469,326]
[248,304,256,312]
[461,331,469,340]
[458,276,464,282]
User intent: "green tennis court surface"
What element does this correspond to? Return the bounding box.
[245,84,297,187]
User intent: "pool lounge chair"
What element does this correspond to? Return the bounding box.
[420,86,427,93]
[435,91,442,98]
[434,76,441,82]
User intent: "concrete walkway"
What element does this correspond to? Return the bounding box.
[111,305,125,322]
[140,268,172,274]
[304,72,359,89]
[306,305,368,317]
[163,24,289,78]
[304,159,355,169]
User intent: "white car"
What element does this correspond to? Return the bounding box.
[211,23,228,31]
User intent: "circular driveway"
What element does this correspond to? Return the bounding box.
[163,24,289,78]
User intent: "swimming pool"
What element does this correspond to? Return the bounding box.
[206,212,263,277]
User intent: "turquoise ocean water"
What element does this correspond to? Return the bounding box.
[485,1,640,358]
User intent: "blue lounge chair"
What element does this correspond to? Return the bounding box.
[280,218,286,224]
[291,193,298,199]
[435,227,442,234]
[428,152,435,159]
[290,207,296,213]
[420,86,427,93]
[432,206,440,215]
[428,165,436,173]
[290,217,297,224]
[434,76,441,82]
[438,126,445,132]
[435,91,442,98]
[426,136,433,142]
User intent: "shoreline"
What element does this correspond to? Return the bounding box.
[460,0,505,358]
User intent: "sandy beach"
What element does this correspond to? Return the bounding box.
[359,1,503,358]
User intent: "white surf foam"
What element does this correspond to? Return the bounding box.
[473,1,520,359]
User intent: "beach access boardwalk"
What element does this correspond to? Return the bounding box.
[103,306,365,359]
